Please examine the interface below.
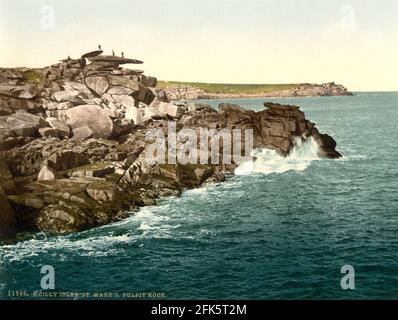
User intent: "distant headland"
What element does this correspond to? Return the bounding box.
[158,81,353,100]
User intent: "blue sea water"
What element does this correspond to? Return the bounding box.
[1,92,398,300]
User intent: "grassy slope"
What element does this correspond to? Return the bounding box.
[157,81,298,94]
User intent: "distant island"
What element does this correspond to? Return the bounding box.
[158,81,353,100]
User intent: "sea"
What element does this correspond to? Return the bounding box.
[1,92,398,300]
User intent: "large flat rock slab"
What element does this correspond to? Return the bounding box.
[81,50,103,59]
[88,55,143,65]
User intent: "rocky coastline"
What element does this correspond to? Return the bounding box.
[163,82,353,101]
[0,51,342,240]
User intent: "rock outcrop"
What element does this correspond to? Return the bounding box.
[0,50,342,239]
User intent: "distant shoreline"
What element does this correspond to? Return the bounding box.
[158,81,353,100]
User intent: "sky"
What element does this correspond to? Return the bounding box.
[0,0,397,91]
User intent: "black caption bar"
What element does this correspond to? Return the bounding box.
[0,300,394,318]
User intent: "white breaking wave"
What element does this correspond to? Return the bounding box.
[0,233,135,263]
[338,154,368,162]
[0,138,322,264]
[235,137,320,175]
[0,205,181,264]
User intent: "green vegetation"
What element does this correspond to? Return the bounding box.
[22,69,45,86]
[158,81,298,94]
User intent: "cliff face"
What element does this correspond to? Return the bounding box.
[0,51,342,239]
[288,82,352,97]
[163,82,353,101]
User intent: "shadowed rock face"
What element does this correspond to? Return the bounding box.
[0,156,16,194]
[261,103,342,158]
[0,52,342,238]
[0,186,16,239]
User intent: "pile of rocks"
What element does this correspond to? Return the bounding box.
[164,86,207,101]
[0,68,43,116]
[0,51,342,239]
[41,51,176,137]
[0,50,177,151]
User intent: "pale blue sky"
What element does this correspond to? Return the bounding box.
[1,0,398,90]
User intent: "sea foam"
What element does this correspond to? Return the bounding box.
[235,137,320,175]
